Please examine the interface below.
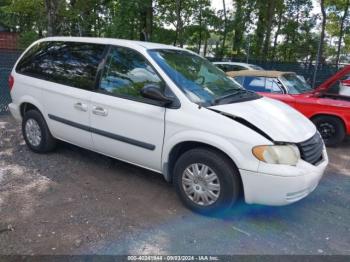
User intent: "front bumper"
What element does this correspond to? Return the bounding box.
[240,148,328,206]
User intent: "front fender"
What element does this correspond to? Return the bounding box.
[162,130,260,178]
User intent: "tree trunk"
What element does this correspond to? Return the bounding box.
[318,0,327,65]
[271,8,283,60]
[204,32,208,57]
[174,0,183,46]
[254,1,267,59]
[262,0,276,60]
[139,0,153,41]
[146,0,153,40]
[198,3,203,54]
[45,0,59,36]
[221,0,227,58]
[336,0,349,67]
[232,0,244,54]
[283,34,289,61]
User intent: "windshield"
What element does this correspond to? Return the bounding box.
[280,74,313,94]
[148,49,260,106]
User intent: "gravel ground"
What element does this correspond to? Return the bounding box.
[0,113,349,255]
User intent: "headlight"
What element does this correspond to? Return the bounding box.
[252,145,300,166]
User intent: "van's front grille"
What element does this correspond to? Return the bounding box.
[297,133,324,165]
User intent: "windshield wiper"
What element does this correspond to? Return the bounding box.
[214,89,256,104]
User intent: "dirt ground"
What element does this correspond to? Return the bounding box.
[0,113,349,255]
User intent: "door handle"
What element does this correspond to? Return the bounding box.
[74,102,88,112]
[92,106,108,116]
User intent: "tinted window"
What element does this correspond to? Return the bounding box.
[215,64,230,72]
[234,76,244,85]
[216,64,245,72]
[280,73,313,94]
[265,78,283,93]
[99,46,164,100]
[242,76,266,92]
[16,41,106,90]
[229,65,246,71]
[239,76,283,93]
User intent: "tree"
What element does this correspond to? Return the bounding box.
[0,0,347,64]
[220,0,228,57]
[139,0,153,40]
[253,0,267,59]
[232,0,255,57]
[326,0,350,66]
[318,0,327,63]
[262,0,276,59]
[271,0,285,60]
[157,0,197,46]
[44,0,61,36]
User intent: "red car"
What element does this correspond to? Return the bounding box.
[227,67,350,146]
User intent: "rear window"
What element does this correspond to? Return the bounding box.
[16,41,106,90]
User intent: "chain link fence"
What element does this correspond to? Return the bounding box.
[208,57,340,88]
[0,50,21,114]
[0,67,12,114]
[234,59,339,87]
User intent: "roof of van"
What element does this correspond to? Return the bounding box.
[226,70,295,78]
[37,37,183,51]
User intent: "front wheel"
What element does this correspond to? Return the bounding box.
[173,148,241,214]
[312,116,345,147]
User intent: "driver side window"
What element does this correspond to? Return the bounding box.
[99,46,164,100]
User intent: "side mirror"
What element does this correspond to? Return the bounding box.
[141,85,174,106]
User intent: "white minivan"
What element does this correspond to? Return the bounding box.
[9,37,328,214]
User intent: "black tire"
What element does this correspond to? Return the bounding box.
[312,115,345,147]
[173,147,241,214]
[22,109,57,153]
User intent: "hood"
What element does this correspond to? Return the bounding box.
[210,97,316,143]
[315,65,350,93]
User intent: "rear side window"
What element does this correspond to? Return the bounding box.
[16,41,106,90]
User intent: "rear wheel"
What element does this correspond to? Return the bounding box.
[312,115,345,147]
[173,148,241,214]
[22,110,57,153]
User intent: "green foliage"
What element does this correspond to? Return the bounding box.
[18,31,39,49]
[0,0,348,63]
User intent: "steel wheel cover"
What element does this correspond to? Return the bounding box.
[182,163,221,206]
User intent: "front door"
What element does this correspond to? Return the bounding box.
[90,46,166,172]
